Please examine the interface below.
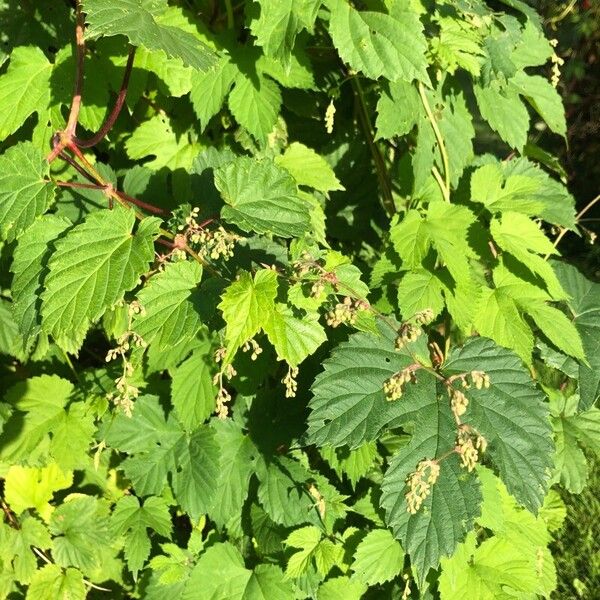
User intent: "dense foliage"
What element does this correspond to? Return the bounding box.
[0,0,598,598]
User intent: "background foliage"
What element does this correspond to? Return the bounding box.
[0,0,598,598]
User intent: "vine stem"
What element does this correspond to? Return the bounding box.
[548,192,600,257]
[418,82,451,202]
[74,47,136,148]
[350,76,395,217]
[224,0,234,28]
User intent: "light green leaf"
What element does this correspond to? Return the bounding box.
[317,576,367,600]
[49,496,110,572]
[474,80,528,150]
[320,442,378,488]
[0,375,73,463]
[126,115,201,170]
[397,270,445,322]
[490,212,566,301]
[0,142,55,242]
[511,71,566,137]
[218,269,278,361]
[308,321,435,448]
[41,209,159,352]
[83,0,217,71]
[275,142,343,193]
[111,495,172,576]
[133,260,203,351]
[264,304,327,367]
[49,402,96,471]
[171,347,216,430]
[4,464,72,520]
[0,46,52,140]
[243,564,294,600]
[26,565,86,600]
[444,336,554,513]
[327,0,428,82]
[182,543,250,600]
[351,529,403,585]
[216,157,310,237]
[228,72,281,144]
[11,215,71,347]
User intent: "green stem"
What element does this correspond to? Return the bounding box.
[224,0,234,28]
[350,76,395,217]
[418,82,451,202]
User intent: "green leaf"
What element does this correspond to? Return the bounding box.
[511,71,566,137]
[111,495,172,577]
[228,72,281,144]
[327,0,428,82]
[320,442,378,488]
[216,157,310,237]
[218,269,278,361]
[275,142,343,193]
[190,57,238,131]
[264,304,327,367]
[244,564,294,600]
[49,401,96,470]
[171,347,216,430]
[209,420,259,528]
[444,336,554,513]
[285,526,343,577]
[553,262,600,410]
[49,495,110,572]
[83,0,217,71]
[4,464,72,520]
[375,80,421,140]
[0,46,52,140]
[26,565,86,600]
[351,529,403,585]
[133,260,203,351]
[41,209,159,352]
[474,80,528,150]
[308,321,435,448]
[0,142,55,242]
[11,215,70,347]
[380,391,481,583]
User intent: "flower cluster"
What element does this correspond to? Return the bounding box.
[242,338,262,361]
[456,426,487,472]
[549,39,564,88]
[383,366,418,401]
[449,387,469,418]
[325,296,368,328]
[283,365,299,398]
[395,309,435,350]
[105,302,147,416]
[470,370,491,390]
[405,459,440,514]
[213,347,237,419]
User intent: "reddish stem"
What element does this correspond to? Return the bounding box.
[65,0,85,137]
[74,47,136,148]
[58,150,99,184]
[54,180,105,190]
[115,190,165,215]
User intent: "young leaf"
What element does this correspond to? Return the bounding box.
[26,565,86,600]
[351,529,404,585]
[0,142,56,242]
[375,80,421,140]
[82,0,217,71]
[215,157,311,238]
[218,269,278,361]
[111,495,172,577]
[41,209,159,352]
